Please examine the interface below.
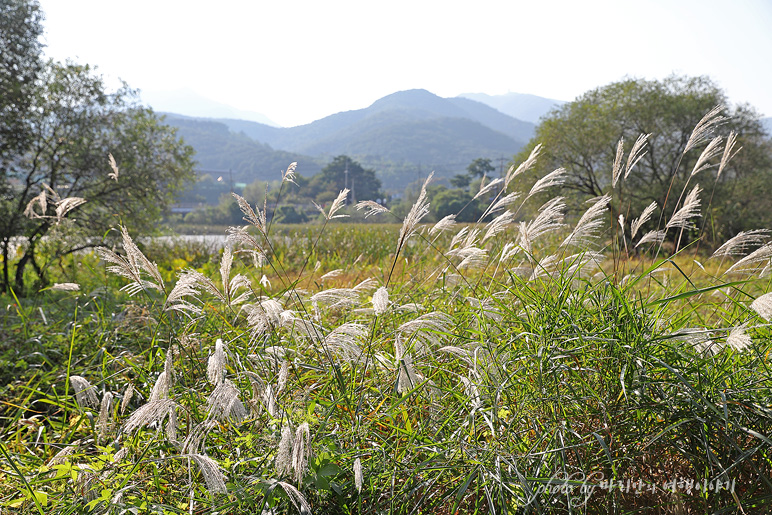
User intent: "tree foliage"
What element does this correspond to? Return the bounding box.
[0,1,195,293]
[308,155,382,204]
[514,76,772,243]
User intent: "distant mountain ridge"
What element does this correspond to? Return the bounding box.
[143,88,281,127]
[457,92,565,123]
[164,89,543,192]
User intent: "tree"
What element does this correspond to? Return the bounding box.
[0,4,195,293]
[309,155,382,204]
[514,75,772,242]
[466,158,495,178]
[431,188,484,223]
[0,0,43,166]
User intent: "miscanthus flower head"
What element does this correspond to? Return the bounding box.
[372,286,389,315]
[69,376,99,409]
[751,292,772,321]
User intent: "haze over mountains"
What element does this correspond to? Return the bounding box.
[150,89,563,193]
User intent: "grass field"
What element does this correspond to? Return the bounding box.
[2,141,772,514]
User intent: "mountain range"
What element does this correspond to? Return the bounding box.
[158,89,561,193]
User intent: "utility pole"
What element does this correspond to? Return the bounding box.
[344,161,349,204]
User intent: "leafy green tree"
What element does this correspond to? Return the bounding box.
[449,173,471,189]
[466,157,496,178]
[309,155,382,204]
[514,75,772,242]
[431,188,484,222]
[0,0,43,166]
[0,5,195,292]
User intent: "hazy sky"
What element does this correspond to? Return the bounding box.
[38,0,772,127]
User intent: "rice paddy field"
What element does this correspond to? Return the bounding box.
[2,137,772,514]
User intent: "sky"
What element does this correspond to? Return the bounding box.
[38,0,772,127]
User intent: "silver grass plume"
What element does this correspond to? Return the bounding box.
[277,360,290,395]
[51,282,80,292]
[97,226,164,296]
[243,299,284,336]
[320,269,343,281]
[395,338,419,394]
[314,189,350,220]
[467,296,503,322]
[232,193,268,234]
[206,379,247,423]
[310,287,360,309]
[355,200,390,218]
[750,292,772,321]
[123,399,176,433]
[636,230,666,248]
[518,197,566,254]
[430,215,456,236]
[282,162,298,185]
[717,131,741,179]
[473,177,503,200]
[489,192,521,214]
[164,346,175,389]
[207,339,227,386]
[54,197,87,222]
[69,376,99,408]
[275,424,293,476]
[189,454,228,494]
[483,210,515,243]
[372,286,389,315]
[397,311,452,353]
[400,172,434,243]
[690,135,724,177]
[527,167,567,200]
[286,314,324,342]
[724,242,772,275]
[666,184,702,230]
[23,188,47,219]
[506,143,541,187]
[164,272,202,316]
[624,133,651,179]
[352,277,378,292]
[120,383,134,415]
[48,441,79,467]
[562,194,611,248]
[276,481,312,514]
[631,201,658,239]
[181,420,216,455]
[711,230,770,258]
[292,422,311,484]
[220,246,251,305]
[456,247,488,269]
[684,105,726,153]
[261,384,279,418]
[354,457,363,494]
[499,242,520,263]
[108,153,119,181]
[226,226,266,264]
[149,372,170,401]
[325,322,366,362]
[96,391,113,439]
[673,327,717,355]
[449,226,469,250]
[727,324,752,352]
[611,138,625,188]
[462,227,480,248]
